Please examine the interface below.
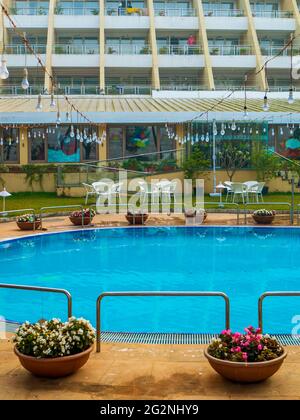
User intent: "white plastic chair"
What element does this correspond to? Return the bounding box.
[243,181,259,202]
[255,182,265,203]
[231,182,247,203]
[223,181,233,202]
[82,182,97,205]
[161,180,178,204]
[138,181,160,205]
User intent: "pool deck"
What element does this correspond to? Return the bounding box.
[0,339,300,400]
[1,213,299,400]
[0,212,293,242]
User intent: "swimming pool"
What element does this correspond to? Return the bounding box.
[0,226,300,334]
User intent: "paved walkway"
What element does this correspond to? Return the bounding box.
[0,339,300,400]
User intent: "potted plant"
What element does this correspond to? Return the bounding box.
[69,208,95,226]
[16,214,41,230]
[13,317,95,378]
[126,210,149,225]
[159,46,169,55]
[252,209,276,224]
[204,326,286,383]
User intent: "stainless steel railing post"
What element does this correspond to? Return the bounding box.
[258,291,300,332]
[96,291,230,352]
[0,283,72,319]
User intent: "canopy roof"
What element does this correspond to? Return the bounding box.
[0,96,299,124]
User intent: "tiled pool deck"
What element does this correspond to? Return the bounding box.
[1,339,300,400]
[0,213,299,400]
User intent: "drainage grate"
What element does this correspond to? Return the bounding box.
[101,332,300,345]
[2,323,300,346]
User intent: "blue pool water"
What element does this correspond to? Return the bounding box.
[1,226,300,334]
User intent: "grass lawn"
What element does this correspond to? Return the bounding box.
[0,191,299,215]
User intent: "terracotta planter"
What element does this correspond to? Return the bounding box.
[69,216,94,226]
[252,214,275,224]
[14,345,93,378]
[126,213,149,225]
[204,348,287,383]
[16,221,41,231]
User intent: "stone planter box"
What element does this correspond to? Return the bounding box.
[16,221,41,231]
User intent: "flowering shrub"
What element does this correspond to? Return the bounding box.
[70,208,95,218]
[17,214,40,223]
[253,209,276,217]
[207,326,284,362]
[13,317,95,358]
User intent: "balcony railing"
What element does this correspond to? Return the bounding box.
[10,6,49,15]
[252,10,293,18]
[158,45,202,55]
[105,85,151,94]
[154,8,196,17]
[209,45,252,55]
[6,44,47,54]
[204,9,244,17]
[54,6,99,15]
[53,44,99,54]
[105,44,151,54]
[0,85,44,95]
[268,85,300,92]
[56,85,101,94]
[105,7,148,16]
[159,84,205,91]
[260,46,300,56]
[215,82,256,91]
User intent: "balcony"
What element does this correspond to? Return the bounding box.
[7,7,49,28]
[105,44,151,54]
[5,45,47,66]
[105,85,151,94]
[209,45,252,55]
[52,44,99,67]
[154,7,198,29]
[260,46,300,69]
[253,9,295,31]
[56,85,101,95]
[0,85,44,95]
[252,10,293,18]
[105,7,148,16]
[105,44,152,67]
[54,6,99,15]
[204,9,244,17]
[6,44,47,54]
[158,45,204,67]
[10,6,49,15]
[54,7,99,28]
[53,44,99,54]
[209,45,255,68]
[154,8,196,17]
[104,8,149,29]
[159,84,205,91]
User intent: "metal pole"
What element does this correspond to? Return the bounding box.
[212,119,216,194]
[291,176,295,225]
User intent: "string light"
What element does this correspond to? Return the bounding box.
[35,94,42,111]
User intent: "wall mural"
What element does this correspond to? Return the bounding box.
[48,127,80,162]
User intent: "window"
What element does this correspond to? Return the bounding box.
[29,128,46,162]
[125,126,158,157]
[29,125,98,162]
[108,127,123,159]
[0,128,19,163]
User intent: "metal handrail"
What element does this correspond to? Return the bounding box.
[158,44,202,55]
[243,201,292,225]
[6,44,47,54]
[96,291,230,352]
[296,204,300,225]
[209,44,252,55]
[0,208,37,230]
[252,10,293,18]
[204,8,244,17]
[53,44,99,54]
[196,201,240,224]
[39,205,85,229]
[0,283,72,319]
[154,8,196,17]
[105,44,151,55]
[258,291,300,332]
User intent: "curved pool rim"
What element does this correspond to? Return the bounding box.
[1,224,300,346]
